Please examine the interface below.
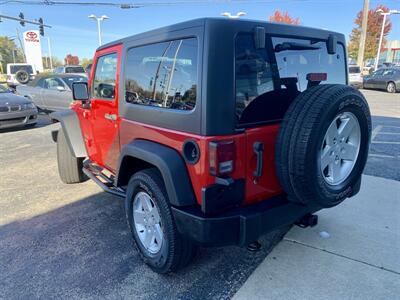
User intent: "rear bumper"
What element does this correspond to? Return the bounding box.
[172,194,321,247]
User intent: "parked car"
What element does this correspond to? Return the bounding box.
[54,65,87,77]
[16,74,87,111]
[50,18,371,273]
[0,84,37,129]
[6,63,36,89]
[363,68,400,93]
[348,65,363,88]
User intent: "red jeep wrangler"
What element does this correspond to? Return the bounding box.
[51,18,371,273]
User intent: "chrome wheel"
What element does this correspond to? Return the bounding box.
[133,191,163,254]
[387,82,396,93]
[320,112,361,186]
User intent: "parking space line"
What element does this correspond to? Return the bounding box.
[378,132,400,135]
[371,141,400,145]
[371,125,383,141]
[368,153,396,159]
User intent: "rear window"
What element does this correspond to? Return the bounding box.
[65,66,85,73]
[272,37,346,91]
[10,65,33,74]
[349,66,361,74]
[235,34,346,126]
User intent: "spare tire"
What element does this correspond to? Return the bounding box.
[275,84,371,208]
[15,70,30,84]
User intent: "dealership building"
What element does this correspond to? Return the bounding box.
[380,40,400,64]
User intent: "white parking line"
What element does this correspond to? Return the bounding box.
[371,141,400,145]
[379,132,400,135]
[371,125,383,141]
[369,153,396,159]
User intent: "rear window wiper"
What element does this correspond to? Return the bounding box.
[274,42,321,52]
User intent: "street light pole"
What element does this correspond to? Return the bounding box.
[375,9,399,70]
[47,37,53,69]
[221,11,246,19]
[88,14,109,46]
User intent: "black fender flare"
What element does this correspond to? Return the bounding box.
[50,110,88,158]
[116,140,196,207]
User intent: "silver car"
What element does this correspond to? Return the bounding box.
[0,85,38,129]
[16,74,87,111]
[363,68,400,93]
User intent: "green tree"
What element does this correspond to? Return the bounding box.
[0,36,24,73]
[81,58,93,68]
[348,5,392,61]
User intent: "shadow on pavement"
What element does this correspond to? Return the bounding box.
[0,191,288,300]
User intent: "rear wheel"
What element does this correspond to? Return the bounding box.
[387,82,396,93]
[125,168,197,274]
[276,84,371,207]
[57,129,87,184]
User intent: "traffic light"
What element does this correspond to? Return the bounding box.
[19,12,25,26]
[39,18,44,36]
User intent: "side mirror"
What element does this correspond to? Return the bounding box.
[72,82,89,101]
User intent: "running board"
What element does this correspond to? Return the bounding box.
[82,162,126,198]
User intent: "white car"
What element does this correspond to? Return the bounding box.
[6,63,36,89]
[348,65,363,89]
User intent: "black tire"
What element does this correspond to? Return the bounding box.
[57,129,87,184]
[15,70,30,84]
[276,84,371,208]
[387,82,396,93]
[125,168,197,274]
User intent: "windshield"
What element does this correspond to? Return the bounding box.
[349,66,361,74]
[62,76,87,89]
[65,66,85,73]
[10,65,34,74]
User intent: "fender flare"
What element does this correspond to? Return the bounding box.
[50,110,87,158]
[116,140,196,207]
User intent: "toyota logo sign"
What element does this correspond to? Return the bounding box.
[25,31,39,42]
[26,31,37,39]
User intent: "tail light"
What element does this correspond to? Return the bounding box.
[209,140,235,176]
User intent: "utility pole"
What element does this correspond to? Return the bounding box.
[357,0,369,67]
[47,37,53,69]
[15,28,26,63]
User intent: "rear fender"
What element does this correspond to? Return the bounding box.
[116,140,196,207]
[50,110,87,158]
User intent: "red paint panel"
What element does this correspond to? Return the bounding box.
[119,119,247,205]
[244,124,283,204]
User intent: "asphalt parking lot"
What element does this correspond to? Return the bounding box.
[0,89,398,299]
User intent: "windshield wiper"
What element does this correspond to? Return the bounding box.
[274,42,321,52]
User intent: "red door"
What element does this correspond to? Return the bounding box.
[244,124,283,204]
[84,44,122,172]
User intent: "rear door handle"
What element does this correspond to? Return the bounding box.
[104,113,117,121]
[253,142,264,178]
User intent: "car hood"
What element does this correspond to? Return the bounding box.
[0,92,31,105]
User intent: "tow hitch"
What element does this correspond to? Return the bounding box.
[295,214,318,228]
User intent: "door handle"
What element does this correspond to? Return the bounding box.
[253,142,264,179]
[104,113,117,121]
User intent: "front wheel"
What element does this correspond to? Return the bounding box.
[387,82,396,93]
[57,129,88,184]
[125,169,197,274]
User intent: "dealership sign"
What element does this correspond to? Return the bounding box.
[23,30,43,72]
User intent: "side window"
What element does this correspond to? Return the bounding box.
[37,78,46,88]
[125,38,198,111]
[43,77,64,89]
[92,53,118,100]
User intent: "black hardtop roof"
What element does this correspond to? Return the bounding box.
[98,17,345,51]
